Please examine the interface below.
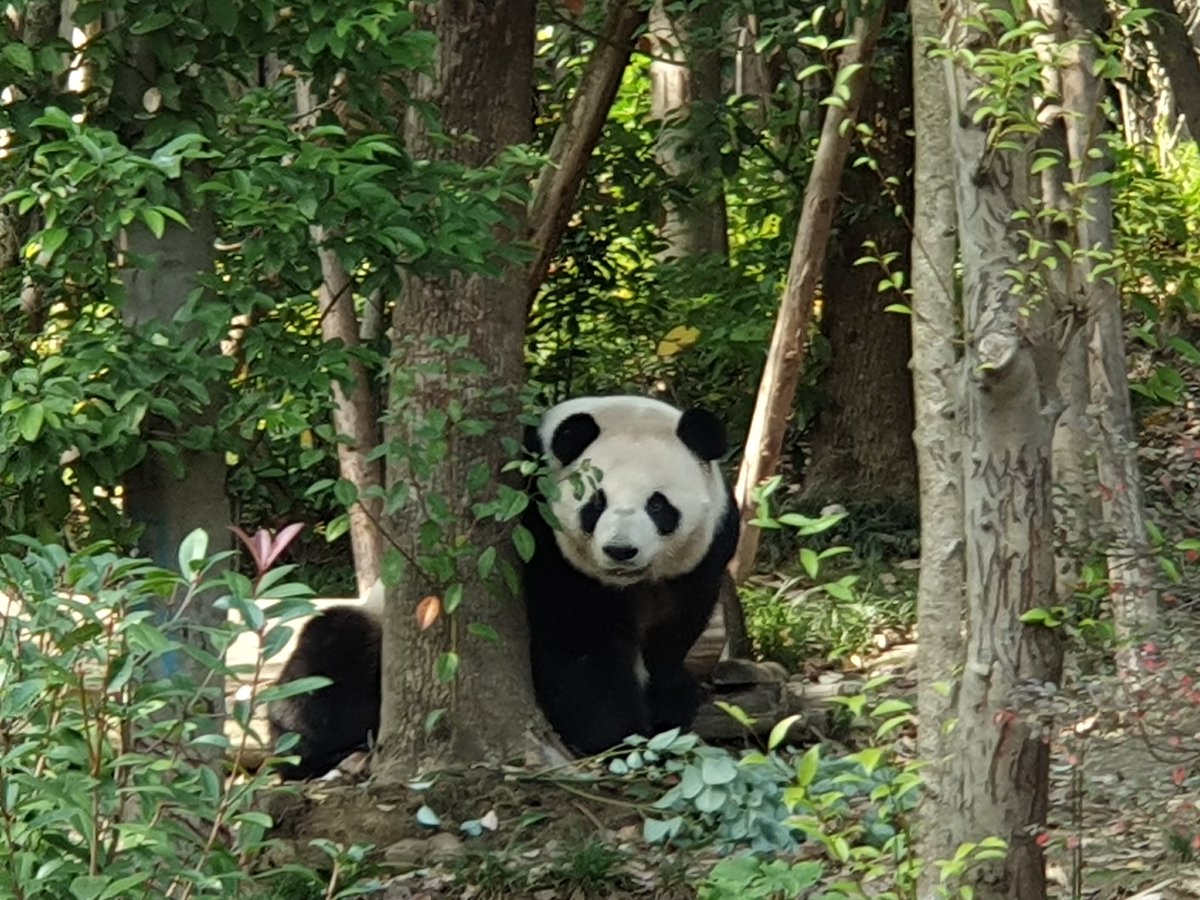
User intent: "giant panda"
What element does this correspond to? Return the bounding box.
[522,395,739,755]
[266,580,383,781]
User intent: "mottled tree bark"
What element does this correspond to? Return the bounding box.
[909,0,965,884]
[944,4,1067,895]
[373,0,549,781]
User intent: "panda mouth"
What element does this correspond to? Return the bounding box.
[605,564,650,580]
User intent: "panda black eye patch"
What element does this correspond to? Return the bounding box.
[580,489,607,534]
[646,492,680,535]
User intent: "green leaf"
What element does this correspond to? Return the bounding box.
[3,42,34,75]
[477,545,497,580]
[699,754,738,785]
[381,547,406,587]
[435,651,459,683]
[177,528,209,579]
[141,207,166,239]
[799,547,819,579]
[467,622,500,644]
[767,714,801,751]
[17,404,44,441]
[512,524,535,562]
[70,876,108,900]
[130,11,174,33]
[795,744,821,788]
[642,816,682,844]
[416,804,441,827]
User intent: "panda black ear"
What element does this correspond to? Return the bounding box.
[550,412,600,466]
[677,408,726,461]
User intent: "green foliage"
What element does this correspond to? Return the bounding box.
[740,478,917,667]
[699,855,824,900]
[0,534,376,898]
[0,2,531,581]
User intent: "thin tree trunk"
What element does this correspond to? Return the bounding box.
[374,0,547,782]
[944,4,1068,895]
[648,0,728,258]
[910,0,965,882]
[1143,0,1200,139]
[296,81,385,596]
[803,2,916,508]
[1063,0,1161,657]
[730,5,884,581]
[525,0,647,310]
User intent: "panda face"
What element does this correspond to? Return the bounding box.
[536,396,728,587]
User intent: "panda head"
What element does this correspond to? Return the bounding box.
[533,396,729,587]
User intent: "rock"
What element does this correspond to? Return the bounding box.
[709,658,788,686]
[383,838,431,867]
[427,832,465,863]
[693,684,784,739]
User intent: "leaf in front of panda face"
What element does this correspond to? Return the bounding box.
[512,524,536,562]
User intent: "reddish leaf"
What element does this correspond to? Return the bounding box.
[1035,832,1050,848]
[1066,835,1079,850]
[262,522,305,571]
[561,0,584,13]
[1173,766,1188,786]
[416,595,442,631]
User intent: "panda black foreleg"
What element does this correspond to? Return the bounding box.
[532,645,651,755]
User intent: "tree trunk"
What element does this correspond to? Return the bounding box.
[525,0,647,310]
[373,0,547,782]
[909,0,965,883]
[944,5,1067,895]
[313,236,385,597]
[1142,0,1200,140]
[120,217,231,691]
[296,80,386,597]
[648,0,728,258]
[730,7,884,581]
[1062,0,1161,657]
[111,35,232,695]
[802,6,917,508]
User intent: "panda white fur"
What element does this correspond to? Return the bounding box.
[267,579,384,780]
[522,395,739,755]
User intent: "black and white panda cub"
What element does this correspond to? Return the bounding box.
[267,395,738,777]
[266,581,383,781]
[522,395,739,755]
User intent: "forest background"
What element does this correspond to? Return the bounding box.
[6,0,1200,898]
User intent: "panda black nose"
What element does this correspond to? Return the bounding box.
[603,543,638,563]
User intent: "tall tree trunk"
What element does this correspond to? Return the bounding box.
[1066,0,1160,659]
[730,6,884,581]
[648,0,728,258]
[373,0,547,782]
[114,34,231,694]
[944,4,1068,895]
[803,8,917,507]
[910,0,965,883]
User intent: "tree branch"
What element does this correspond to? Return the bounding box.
[524,0,647,311]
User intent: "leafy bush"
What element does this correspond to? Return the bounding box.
[0,533,370,898]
